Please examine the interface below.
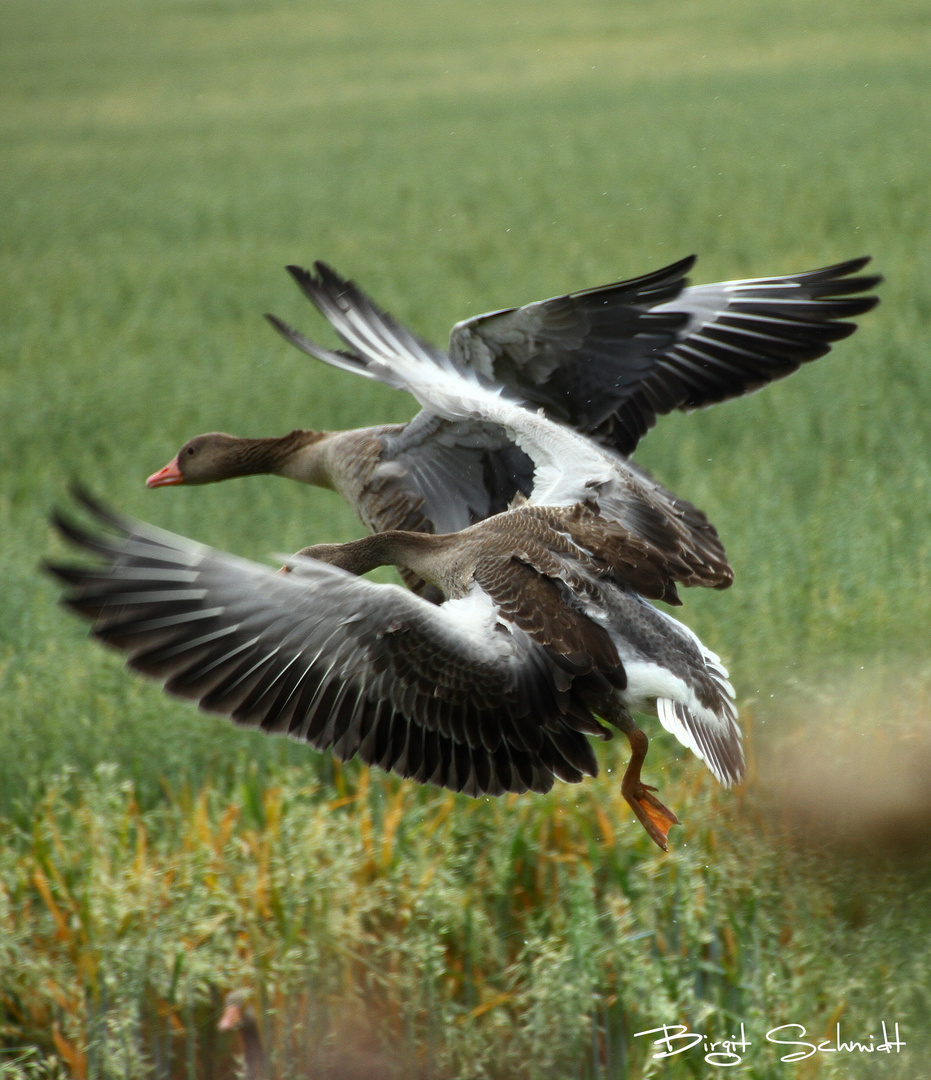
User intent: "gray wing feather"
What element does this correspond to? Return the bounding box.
[378,413,532,534]
[448,256,880,454]
[269,257,878,458]
[47,492,600,797]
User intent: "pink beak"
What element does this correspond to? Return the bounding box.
[218,1002,242,1032]
[146,456,183,488]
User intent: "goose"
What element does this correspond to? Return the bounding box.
[257,256,882,597]
[219,990,269,1080]
[148,421,535,602]
[147,256,879,598]
[47,488,740,850]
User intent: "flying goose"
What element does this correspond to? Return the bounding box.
[260,257,883,599]
[48,489,740,850]
[147,257,879,597]
[148,421,536,602]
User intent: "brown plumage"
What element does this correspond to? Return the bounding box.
[148,255,878,605]
[48,489,741,848]
[147,423,533,601]
[147,424,731,602]
[288,510,630,675]
[150,425,450,533]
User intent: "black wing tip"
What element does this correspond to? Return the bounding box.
[47,505,107,557]
[47,508,88,548]
[820,277,883,305]
[65,481,132,532]
[286,261,369,321]
[799,255,874,278]
[264,312,313,351]
[825,275,883,300]
[828,254,873,276]
[41,555,77,585]
[285,262,314,285]
[794,255,883,295]
[564,253,697,309]
[789,256,866,282]
[45,486,138,587]
[289,259,355,299]
[646,253,697,277]
[840,295,881,317]
[312,260,348,286]
[602,252,697,294]
[284,263,326,304]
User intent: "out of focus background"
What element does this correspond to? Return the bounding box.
[2,0,930,1075]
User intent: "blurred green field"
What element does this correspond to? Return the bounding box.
[2,0,931,1075]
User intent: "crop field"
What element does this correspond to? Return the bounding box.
[2,0,931,1075]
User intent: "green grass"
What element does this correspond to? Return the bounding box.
[3,762,930,1079]
[2,0,931,1074]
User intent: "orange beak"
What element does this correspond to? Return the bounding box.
[146,456,183,488]
[218,1002,242,1032]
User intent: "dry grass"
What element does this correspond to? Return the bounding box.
[1,719,930,1077]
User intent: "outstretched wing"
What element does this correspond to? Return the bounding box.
[269,275,734,594]
[46,490,608,797]
[267,265,534,541]
[450,257,881,454]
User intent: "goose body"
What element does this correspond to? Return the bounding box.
[48,490,741,848]
[149,256,879,596]
[148,421,534,600]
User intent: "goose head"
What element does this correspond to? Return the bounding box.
[218,988,255,1031]
[146,430,328,488]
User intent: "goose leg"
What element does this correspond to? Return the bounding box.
[608,706,680,850]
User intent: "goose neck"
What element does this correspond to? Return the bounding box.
[297,531,449,581]
[245,430,329,482]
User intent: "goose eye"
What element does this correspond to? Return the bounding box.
[186,446,196,456]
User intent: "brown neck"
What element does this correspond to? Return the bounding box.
[294,530,448,580]
[229,430,328,478]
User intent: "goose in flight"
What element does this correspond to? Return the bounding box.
[147,257,879,597]
[48,489,740,849]
[261,256,879,595]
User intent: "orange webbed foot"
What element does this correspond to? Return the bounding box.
[623,782,681,851]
